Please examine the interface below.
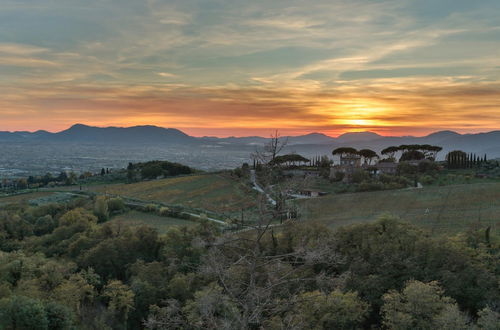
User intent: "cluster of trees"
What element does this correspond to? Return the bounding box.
[446,151,488,169]
[268,154,310,167]
[0,195,498,329]
[127,161,194,182]
[381,144,443,162]
[1,172,87,191]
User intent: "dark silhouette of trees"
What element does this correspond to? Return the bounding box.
[358,149,379,165]
[446,150,468,169]
[399,150,425,162]
[269,154,309,167]
[381,146,399,160]
[332,147,358,158]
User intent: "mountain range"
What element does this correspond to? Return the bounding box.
[1,124,500,159]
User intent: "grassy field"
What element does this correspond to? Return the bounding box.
[298,182,500,235]
[108,210,197,234]
[88,173,258,219]
[0,191,55,205]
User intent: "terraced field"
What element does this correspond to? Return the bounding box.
[88,173,258,219]
[299,182,500,235]
[108,210,197,233]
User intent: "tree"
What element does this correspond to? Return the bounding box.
[381,146,400,160]
[399,150,425,162]
[94,196,109,223]
[382,280,468,330]
[358,149,379,165]
[0,295,49,330]
[269,154,309,167]
[269,290,369,329]
[44,301,75,330]
[59,208,97,227]
[332,147,358,158]
[333,217,498,321]
[144,300,186,329]
[141,163,163,180]
[446,150,467,169]
[423,145,442,160]
[34,215,56,236]
[53,273,95,318]
[107,197,126,214]
[17,178,28,189]
[253,130,288,164]
[476,307,500,330]
[66,172,78,185]
[197,209,339,329]
[104,280,135,325]
[183,283,240,329]
[57,171,68,182]
[127,162,135,182]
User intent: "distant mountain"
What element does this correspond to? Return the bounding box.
[336,131,382,143]
[0,124,194,144]
[202,132,335,146]
[0,124,499,159]
[53,124,194,144]
[424,130,461,140]
[286,133,335,145]
[202,136,268,145]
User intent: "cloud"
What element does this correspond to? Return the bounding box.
[0,56,56,67]
[157,72,177,78]
[0,43,49,55]
[0,0,499,135]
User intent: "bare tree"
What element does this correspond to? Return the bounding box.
[252,130,288,165]
[191,192,342,329]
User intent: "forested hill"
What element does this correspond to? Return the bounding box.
[0,196,498,329]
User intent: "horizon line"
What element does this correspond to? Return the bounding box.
[1,123,499,139]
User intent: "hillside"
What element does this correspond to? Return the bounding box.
[300,182,500,234]
[88,173,259,219]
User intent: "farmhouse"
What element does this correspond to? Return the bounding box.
[297,189,327,198]
[329,154,364,182]
[375,162,398,175]
[340,154,362,167]
[287,189,327,198]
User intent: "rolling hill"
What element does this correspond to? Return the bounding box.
[1,124,500,160]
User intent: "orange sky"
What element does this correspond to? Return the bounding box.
[1,1,499,137]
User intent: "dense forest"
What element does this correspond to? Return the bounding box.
[0,194,498,329]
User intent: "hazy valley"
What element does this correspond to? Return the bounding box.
[1,124,500,177]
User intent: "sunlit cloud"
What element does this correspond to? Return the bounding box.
[0,0,499,136]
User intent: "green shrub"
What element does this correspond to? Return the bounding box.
[107,197,126,214]
[331,171,345,182]
[144,204,158,213]
[352,169,370,184]
[358,180,384,192]
[420,175,435,185]
[158,207,171,216]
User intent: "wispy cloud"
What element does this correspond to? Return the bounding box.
[0,0,499,135]
[0,43,49,55]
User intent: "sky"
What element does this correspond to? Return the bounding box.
[1,0,499,137]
